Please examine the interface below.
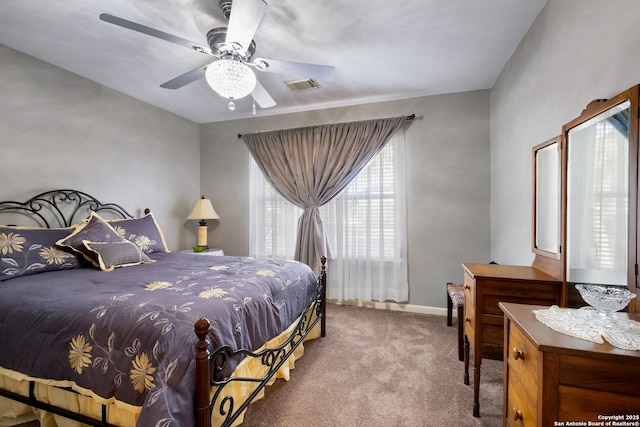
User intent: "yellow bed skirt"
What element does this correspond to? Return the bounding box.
[0,317,320,427]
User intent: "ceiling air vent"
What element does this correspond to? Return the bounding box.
[285,78,321,92]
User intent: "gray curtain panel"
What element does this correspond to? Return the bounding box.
[242,116,406,272]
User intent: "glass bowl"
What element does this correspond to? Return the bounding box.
[575,284,636,314]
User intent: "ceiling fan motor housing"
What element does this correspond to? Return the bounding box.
[206,27,256,62]
[219,0,233,19]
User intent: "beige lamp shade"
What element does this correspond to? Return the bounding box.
[187,196,220,249]
[187,196,220,221]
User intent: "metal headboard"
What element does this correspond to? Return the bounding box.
[0,189,133,228]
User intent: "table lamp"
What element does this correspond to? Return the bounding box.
[187,196,220,251]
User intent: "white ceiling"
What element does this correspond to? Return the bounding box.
[0,0,547,124]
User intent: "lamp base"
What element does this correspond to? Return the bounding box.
[196,225,209,250]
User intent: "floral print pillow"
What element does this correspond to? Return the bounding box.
[107,213,169,253]
[0,226,83,281]
[56,212,127,267]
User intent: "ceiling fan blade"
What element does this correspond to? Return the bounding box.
[225,0,267,52]
[160,64,208,89]
[253,58,335,81]
[252,80,276,109]
[99,13,212,55]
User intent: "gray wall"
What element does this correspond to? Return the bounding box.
[0,45,201,251]
[491,0,640,265]
[200,91,491,308]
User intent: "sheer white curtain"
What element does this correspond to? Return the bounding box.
[249,130,408,302]
[249,159,300,259]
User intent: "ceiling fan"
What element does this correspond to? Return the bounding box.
[99,0,335,111]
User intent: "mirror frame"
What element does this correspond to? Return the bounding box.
[561,85,639,313]
[532,136,562,261]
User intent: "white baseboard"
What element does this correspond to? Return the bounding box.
[328,299,447,317]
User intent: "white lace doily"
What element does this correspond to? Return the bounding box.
[533,305,640,351]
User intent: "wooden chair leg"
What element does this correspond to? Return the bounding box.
[446,289,453,326]
[463,334,470,385]
[456,304,464,361]
[473,362,481,417]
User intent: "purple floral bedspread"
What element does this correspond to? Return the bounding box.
[0,253,318,426]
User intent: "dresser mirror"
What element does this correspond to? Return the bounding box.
[564,97,632,288]
[533,137,561,259]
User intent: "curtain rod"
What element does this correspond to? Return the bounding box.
[237,114,415,139]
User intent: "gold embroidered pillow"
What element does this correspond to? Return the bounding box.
[107,213,170,253]
[0,226,83,281]
[56,212,126,267]
[82,240,155,272]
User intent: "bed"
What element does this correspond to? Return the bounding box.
[0,189,326,427]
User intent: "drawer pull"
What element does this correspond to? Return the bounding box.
[465,317,471,323]
[513,408,523,421]
[464,284,471,290]
[512,348,525,360]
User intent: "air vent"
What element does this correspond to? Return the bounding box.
[285,78,321,92]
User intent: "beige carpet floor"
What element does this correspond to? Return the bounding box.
[242,303,502,426]
[12,303,503,426]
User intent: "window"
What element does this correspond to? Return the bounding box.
[590,119,628,270]
[320,136,400,261]
[250,130,408,302]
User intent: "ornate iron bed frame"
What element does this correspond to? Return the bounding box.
[0,189,326,427]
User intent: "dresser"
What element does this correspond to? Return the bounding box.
[461,263,562,417]
[500,302,640,426]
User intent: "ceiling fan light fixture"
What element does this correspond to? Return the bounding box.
[205,59,256,101]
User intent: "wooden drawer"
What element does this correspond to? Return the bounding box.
[463,272,475,308]
[557,355,640,420]
[482,314,504,345]
[463,295,475,344]
[504,320,540,426]
[506,372,538,427]
[558,385,640,420]
[559,354,640,397]
[483,293,558,315]
[507,321,540,388]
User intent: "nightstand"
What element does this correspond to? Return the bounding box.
[180,248,224,256]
